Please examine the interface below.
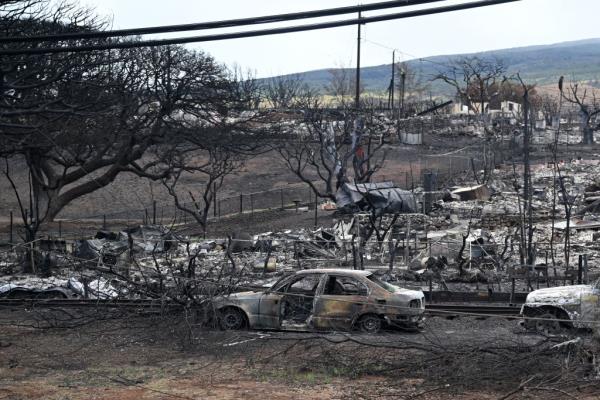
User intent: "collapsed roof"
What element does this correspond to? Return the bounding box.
[335,181,418,215]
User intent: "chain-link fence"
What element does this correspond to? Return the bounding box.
[0,144,508,244]
[0,181,331,243]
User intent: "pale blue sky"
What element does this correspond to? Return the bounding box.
[84,0,597,77]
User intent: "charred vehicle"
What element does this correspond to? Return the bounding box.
[214,269,425,333]
[520,279,600,334]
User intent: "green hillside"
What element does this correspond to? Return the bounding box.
[269,38,600,97]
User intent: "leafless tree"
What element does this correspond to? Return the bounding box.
[500,74,537,270]
[160,123,270,236]
[277,103,388,201]
[532,93,560,127]
[561,80,600,145]
[0,0,113,245]
[0,1,256,248]
[325,63,363,107]
[262,74,317,109]
[435,56,506,115]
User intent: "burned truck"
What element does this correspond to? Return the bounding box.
[520,280,600,334]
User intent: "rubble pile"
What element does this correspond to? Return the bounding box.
[0,225,348,300]
[3,154,600,299]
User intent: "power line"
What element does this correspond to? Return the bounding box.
[0,0,449,44]
[0,0,522,56]
[363,38,451,69]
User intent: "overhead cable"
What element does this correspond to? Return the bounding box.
[0,0,449,43]
[0,0,522,56]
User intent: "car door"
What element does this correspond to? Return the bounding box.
[257,276,294,329]
[257,291,284,329]
[313,274,370,331]
[279,274,324,329]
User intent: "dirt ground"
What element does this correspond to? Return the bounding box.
[0,139,478,224]
[1,308,598,400]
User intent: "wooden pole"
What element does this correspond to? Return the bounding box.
[314,196,318,229]
[390,50,395,111]
[583,254,588,283]
[355,10,362,109]
[152,200,157,225]
[9,210,13,244]
[404,217,411,265]
[30,241,36,273]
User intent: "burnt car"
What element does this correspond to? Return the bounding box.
[214,269,425,333]
[520,279,600,335]
[0,284,76,299]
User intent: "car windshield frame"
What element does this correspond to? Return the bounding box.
[366,273,397,293]
[268,274,295,292]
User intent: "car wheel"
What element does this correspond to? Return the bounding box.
[357,314,382,334]
[535,312,564,335]
[219,308,246,330]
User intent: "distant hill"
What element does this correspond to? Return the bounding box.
[266,38,600,97]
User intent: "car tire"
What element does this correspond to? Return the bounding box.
[535,312,565,336]
[357,314,382,334]
[218,307,246,330]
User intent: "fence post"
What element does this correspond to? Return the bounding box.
[314,196,318,229]
[423,172,434,215]
[144,208,148,225]
[239,193,243,214]
[9,210,13,244]
[30,241,36,273]
[404,217,411,266]
[58,221,62,238]
[103,214,106,230]
[218,199,221,220]
[280,189,284,210]
[152,200,157,225]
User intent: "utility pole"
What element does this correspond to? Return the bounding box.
[390,50,395,112]
[355,11,362,109]
[400,69,406,117]
[522,87,534,267]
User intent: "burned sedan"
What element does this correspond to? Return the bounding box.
[214,269,425,333]
[520,279,600,334]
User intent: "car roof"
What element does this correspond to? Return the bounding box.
[296,268,372,277]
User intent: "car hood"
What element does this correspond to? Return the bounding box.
[221,290,263,301]
[526,285,593,305]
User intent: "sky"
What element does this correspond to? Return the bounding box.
[82,0,599,78]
